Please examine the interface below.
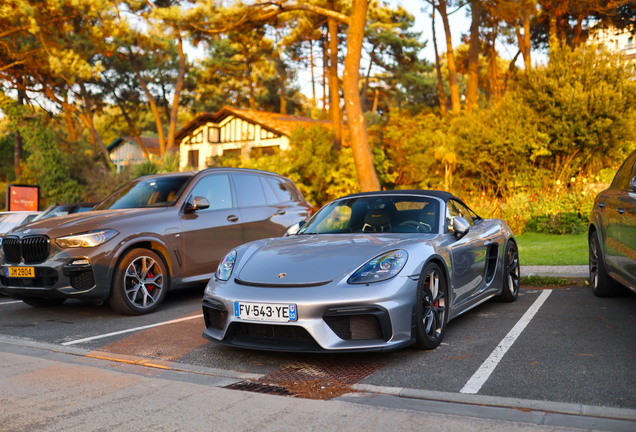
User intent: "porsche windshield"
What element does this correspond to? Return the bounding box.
[94,176,192,210]
[298,196,440,234]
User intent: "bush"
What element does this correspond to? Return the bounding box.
[525,212,586,235]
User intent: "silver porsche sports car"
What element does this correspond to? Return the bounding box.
[202,190,520,352]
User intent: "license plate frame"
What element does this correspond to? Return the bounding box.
[6,266,35,278]
[234,302,297,323]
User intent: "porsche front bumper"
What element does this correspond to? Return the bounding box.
[201,274,419,352]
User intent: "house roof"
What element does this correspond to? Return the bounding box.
[107,136,162,157]
[175,106,333,143]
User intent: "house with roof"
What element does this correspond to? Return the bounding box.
[107,136,161,172]
[589,27,636,61]
[175,106,332,171]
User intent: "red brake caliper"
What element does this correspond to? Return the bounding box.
[146,270,153,292]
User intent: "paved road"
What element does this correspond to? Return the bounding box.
[1,285,635,428]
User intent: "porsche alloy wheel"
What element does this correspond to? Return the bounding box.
[109,248,169,315]
[414,262,447,350]
[498,241,520,302]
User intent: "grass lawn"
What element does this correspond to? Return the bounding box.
[516,232,588,266]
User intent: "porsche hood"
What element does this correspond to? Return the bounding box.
[237,234,421,285]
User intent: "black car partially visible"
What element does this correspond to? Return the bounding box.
[31,202,97,222]
[589,149,636,296]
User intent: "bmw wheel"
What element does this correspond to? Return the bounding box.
[413,262,447,350]
[109,248,169,315]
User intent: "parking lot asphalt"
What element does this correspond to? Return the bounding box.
[1,283,635,419]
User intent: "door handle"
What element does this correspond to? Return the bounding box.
[598,203,605,209]
[227,215,239,222]
[276,210,286,215]
[617,208,626,215]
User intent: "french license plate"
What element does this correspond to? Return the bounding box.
[6,267,35,278]
[234,302,297,322]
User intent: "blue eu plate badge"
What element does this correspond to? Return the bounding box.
[289,304,297,321]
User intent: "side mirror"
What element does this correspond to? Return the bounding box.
[630,176,636,192]
[185,196,210,213]
[452,216,470,239]
[284,220,306,236]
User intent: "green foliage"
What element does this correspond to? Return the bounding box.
[520,276,569,287]
[525,212,586,235]
[133,159,161,178]
[0,133,16,183]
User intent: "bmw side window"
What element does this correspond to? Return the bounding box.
[188,175,233,211]
[234,174,267,208]
[260,177,279,205]
[266,177,292,202]
[612,151,636,190]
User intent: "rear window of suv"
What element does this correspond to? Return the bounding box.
[95,176,192,210]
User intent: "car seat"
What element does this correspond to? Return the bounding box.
[362,208,392,232]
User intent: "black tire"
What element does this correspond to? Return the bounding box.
[22,297,66,308]
[497,240,520,302]
[589,230,625,297]
[109,248,169,315]
[413,262,448,350]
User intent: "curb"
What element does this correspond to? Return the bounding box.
[351,383,636,422]
[1,335,634,423]
[521,265,588,278]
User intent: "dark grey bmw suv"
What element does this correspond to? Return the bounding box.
[0,168,311,314]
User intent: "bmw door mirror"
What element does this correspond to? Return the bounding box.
[185,196,210,213]
[453,217,470,239]
[284,220,306,237]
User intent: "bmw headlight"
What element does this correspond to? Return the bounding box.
[55,229,119,248]
[216,250,237,281]
[348,250,408,284]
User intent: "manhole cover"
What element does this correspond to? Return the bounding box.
[224,381,294,396]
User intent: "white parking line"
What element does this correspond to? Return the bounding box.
[61,314,204,346]
[0,301,23,305]
[460,289,552,395]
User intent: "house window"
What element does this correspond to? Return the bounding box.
[208,127,220,143]
[188,150,199,168]
[196,131,203,143]
[629,36,634,46]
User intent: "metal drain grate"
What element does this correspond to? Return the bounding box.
[260,359,384,385]
[224,381,295,396]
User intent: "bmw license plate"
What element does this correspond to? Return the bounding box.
[6,267,35,278]
[234,302,297,322]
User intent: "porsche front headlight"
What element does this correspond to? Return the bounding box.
[348,250,408,284]
[55,229,119,248]
[216,250,237,281]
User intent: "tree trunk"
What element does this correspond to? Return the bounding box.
[432,9,447,117]
[130,53,166,156]
[247,66,256,110]
[437,0,460,113]
[322,29,328,119]
[371,88,379,113]
[549,13,558,52]
[276,53,287,115]
[166,34,187,153]
[572,15,584,48]
[63,94,77,142]
[466,0,481,112]
[327,0,342,150]
[360,48,375,109]
[14,90,24,180]
[310,41,316,118]
[343,0,380,192]
[78,82,112,168]
[523,9,531,70]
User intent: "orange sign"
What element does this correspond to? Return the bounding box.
[7,185,39,211]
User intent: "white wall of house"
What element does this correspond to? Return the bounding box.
[179,115,288,171]
[589,28,636,60]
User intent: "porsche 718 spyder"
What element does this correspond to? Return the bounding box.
[202,190,520,352]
